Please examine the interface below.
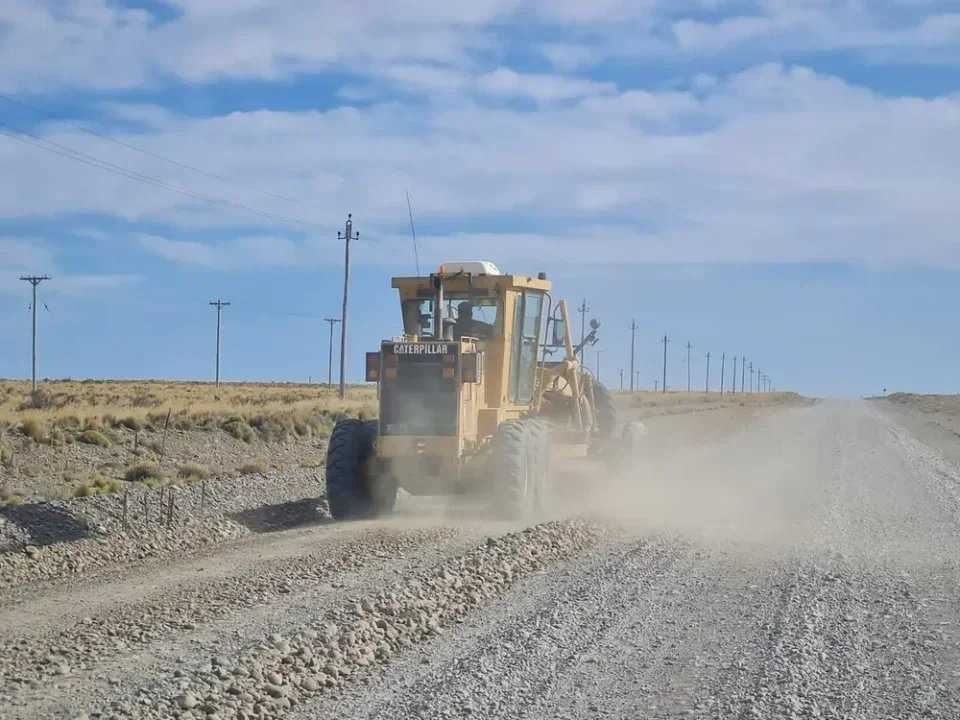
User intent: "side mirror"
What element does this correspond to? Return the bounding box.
[551,317,567,346]
[590,318,600,330]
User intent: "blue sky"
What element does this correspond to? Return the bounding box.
[1,1,959,397]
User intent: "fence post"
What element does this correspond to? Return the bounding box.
[159,409,172,469]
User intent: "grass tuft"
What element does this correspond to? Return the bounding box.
[20,418,48,443]
[223,417,255,443]
[237,458,268,476]
[124,463,163,483]
[78,429,112,447]
[177,463,209,482]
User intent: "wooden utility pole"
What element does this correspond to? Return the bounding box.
[749,362,754,393]
[685,341,693,392]
[705,351,711,394]
[324,317,341,387]
[720,353,726,395]
[629,319,637,391]
[20,275,51,392]
[619,368,624,391]
[661,335,669,393]
[577,299,590,358]
[338,214,358,400]
[732,355,738,394]
[654,379,659,392]
[741,356,746,396]
[209,299,230,389]
[595,349,602,384]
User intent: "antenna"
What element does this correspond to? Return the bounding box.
[405,190,421,276]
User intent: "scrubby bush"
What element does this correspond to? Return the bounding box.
[19,418,47,443]
[177,463,209,482]
[74,473,124,497]
[237,458,268,476]
[222,417,255,443]
[78,429,111,447]
[118,416,143,431]
[124,463,162,483]
[0,444,12,468]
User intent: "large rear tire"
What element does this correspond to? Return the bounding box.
[325,419,396,520]
[490,420,533,519]
[591,379,617,437]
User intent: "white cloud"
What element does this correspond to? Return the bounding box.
[1,2,958,93]
[0,237,140,295]
[138,235,327,270]
[476,68,616,101]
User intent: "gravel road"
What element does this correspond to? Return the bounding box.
[2,399,959,719]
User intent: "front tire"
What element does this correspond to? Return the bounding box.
[325,419,396,520]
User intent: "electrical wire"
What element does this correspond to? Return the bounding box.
[0,124,323,231]
[0,92,299,204]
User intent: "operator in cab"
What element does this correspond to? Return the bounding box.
[454,301,494,340]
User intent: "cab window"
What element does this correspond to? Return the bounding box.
[509,291,543,403]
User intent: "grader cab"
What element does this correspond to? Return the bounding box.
[324,261,617,519]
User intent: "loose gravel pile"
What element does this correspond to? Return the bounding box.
[0,469,324,591]
[0,527,459,708]
[122,519,602,720]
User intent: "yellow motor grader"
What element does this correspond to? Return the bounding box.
[325,261,617,519]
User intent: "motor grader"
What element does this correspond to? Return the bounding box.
[324,261,617,519]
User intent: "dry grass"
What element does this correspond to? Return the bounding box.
[0,380,376,442]
[123,463,163,484]
[78,429,111,447]
[177,463,209,482]
[237,458,268,476]
[73,474,124,497]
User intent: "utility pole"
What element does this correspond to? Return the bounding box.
[654,379,659,392]
[324,318,342,387]
[720,353,726,395]
[338,214,358,400]
[209,299,230,388]
[749,362,754,393]
[705,351,711,394]
[629,319,637,391]
[20,275,51,393]
[634,370,641,391]
[732,355,738,394]
[619,369,624,392]
[661,335,669,393]
[577,299,590,358]
[685,341,693,392]
[595,350,602,384]
[741,356,746,396]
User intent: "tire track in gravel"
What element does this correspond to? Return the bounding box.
[299,533,693,720]
[1,523,483,718]
[105,519,605,720]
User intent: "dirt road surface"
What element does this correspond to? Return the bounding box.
[3,397,960,719]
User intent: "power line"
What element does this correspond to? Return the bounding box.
[0,123,322,231]
[405,190,421,276]
[0,92,298,204]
